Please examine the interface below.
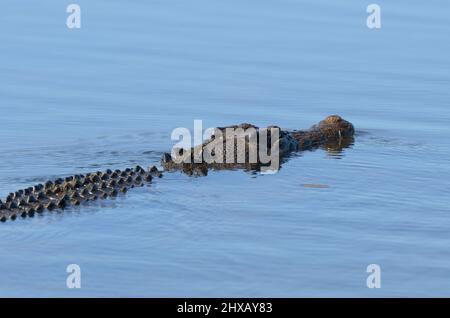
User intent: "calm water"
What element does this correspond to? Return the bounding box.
[0,0,449,297]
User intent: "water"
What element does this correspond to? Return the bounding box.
[0,0,449,296]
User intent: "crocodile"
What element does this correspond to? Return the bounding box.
[0,115,354,223]
[162,114,354,175]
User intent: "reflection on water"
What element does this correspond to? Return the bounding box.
[322,136,355,158]
[0,0,450,297]
[159,134,354,176]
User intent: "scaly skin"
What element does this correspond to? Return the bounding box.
[0,166,163,222]
[0,115,354,223]
[162,115,355,175]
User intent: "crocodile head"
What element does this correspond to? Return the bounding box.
[315,115,355,138]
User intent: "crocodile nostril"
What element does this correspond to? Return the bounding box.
[324,115,342,124]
